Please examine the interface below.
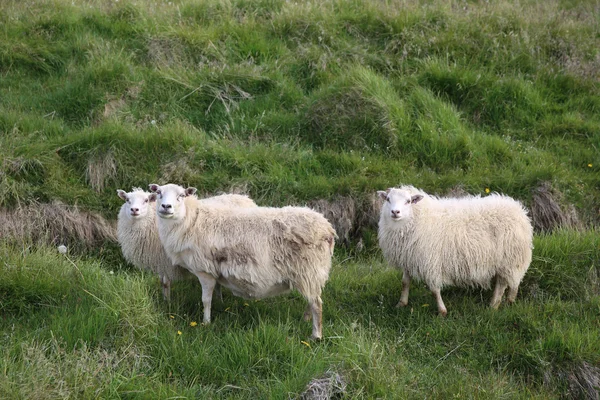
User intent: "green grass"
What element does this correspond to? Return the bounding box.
[1,234,599,398]
[1,0,599,397]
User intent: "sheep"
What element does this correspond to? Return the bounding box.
[149,183,336,340]
[377,185,533,316]
[116,188,257,301]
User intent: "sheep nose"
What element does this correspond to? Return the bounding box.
[391,210,400,217]
[162,203,172,210]
[131,208,139,213]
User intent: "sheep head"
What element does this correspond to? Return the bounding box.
[378,187,423,223]
[149,183,197,220]
[117,188,157,219]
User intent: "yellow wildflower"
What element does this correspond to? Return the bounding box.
[244,303,249,307]
[300,341,311,349]
[485,188,490,194]
[177,331,182,335]
[190,321,198,327]
[169,315,175,319]
[588,164,593,168]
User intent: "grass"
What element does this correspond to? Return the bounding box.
[1,0,599,398]
[1,235,598,398]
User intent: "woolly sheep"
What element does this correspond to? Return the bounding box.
[116,188,257,301]
[149,183,336,340]
[377,185,533,316]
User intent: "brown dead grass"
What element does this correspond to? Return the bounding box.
[0,201,116,248]
[547,362,600,400]
[147,37,187,68]
[531,182,581,232]
[568,362,600,400]
[309,197,357,246]
[160,151,202,184]
[102,97,126,119]
[86,152,118,192]
[299,370,347,400]
[360,192,382,231]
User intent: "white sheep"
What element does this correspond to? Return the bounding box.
[149,183,336,339]
[116,188,257,301]
[377,185,533,316]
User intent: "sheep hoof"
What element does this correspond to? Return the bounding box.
[439,310,447,317]
[396,301,408,308]
[310,334,322,341]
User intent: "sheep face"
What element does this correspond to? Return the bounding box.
[117,189,156,219]
[149,183,197,220]
[378,188,423,223]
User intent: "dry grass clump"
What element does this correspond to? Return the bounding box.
[160,151,202,184]
[357,191,384,234]
[530,182,581,232]
[568,362,600,400]
[86,152,118,193]
[547,362,600,400]
[299,370,347,400]
[102,97,126,119]
[0,201,116,248]
[146,37,187,68]
[308,197,356,246]
[6,339,149,400]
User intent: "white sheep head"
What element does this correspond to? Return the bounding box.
[149,183,197,220]
[117,188,157,219]
[377,187,423,223]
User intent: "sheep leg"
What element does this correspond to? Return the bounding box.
[506,285,519,304]
[396,270,411,307]
[431,287,447,317]
[308,296,323,340]
[197,272,217,324]
[490,278,508,309]
[161,275,171,302]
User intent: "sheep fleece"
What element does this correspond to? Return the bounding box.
[158,196,336,300]
[378,187,533,290]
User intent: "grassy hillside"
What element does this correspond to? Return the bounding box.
[1,0,599,398]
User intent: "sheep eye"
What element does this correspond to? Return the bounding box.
[386,198,390,203]
[144,199,149,203]
[405,200,410,205]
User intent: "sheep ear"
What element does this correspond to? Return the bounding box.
[149,184,160,193]
[117,190,128,201]
[377,191,388,201]
[411,194,423,204]
[148,193,157,202]
[186,187,197,196]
